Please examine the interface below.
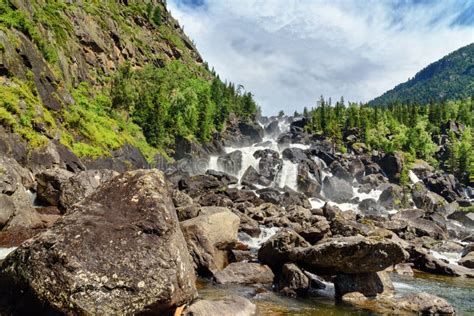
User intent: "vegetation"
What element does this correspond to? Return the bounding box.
[306,96,474,184]
[370,43,474,106]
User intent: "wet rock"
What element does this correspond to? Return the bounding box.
[278,263,310,297]
[412,182,448,214]
[458,252,474,269]
[35,168,74,207]
[391,209,448,240]
[298,215,331,244]
[265,120,280,136]
[331,162,353,182]
[282,148,308,163]
[257,188,281,204]
[184,296,257,316]
[180,207,240,275]
[447,210,474,229]
[241,166,271,186]
[408,246,474,277]
[359,198,388,220]
[178,174,224,198]
[349,158,365,181]
[378,152,403,183]
[334,271,394,298]
[217,150,242,175]
[411,160,435,179]
[58,169,119,211]
[424,173,463,203]
[0,170,197,315]
[364,162,383,176]
[222,120,263,147]
[258,229,310,272]
[257,151,283,181]
[214,262,274,284]
[342,292,455,315]
[359,173,388,188]
[322,176,353,203]
[205,170,238,185]
[393,263,414,276]
[225,188,262,205]
[231,209,261,237]
[280,189,312,209]
[172,190,194,208]
[377,184,406,210]
[291,236,408,274]
[297,163,321,198]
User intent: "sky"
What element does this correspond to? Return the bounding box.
[168,0,474,115]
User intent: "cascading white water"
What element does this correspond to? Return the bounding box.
[238,226,279,252]
[276,159,298,191]
[0,247,16,260]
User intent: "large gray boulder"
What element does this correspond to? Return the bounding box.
[322,176,353,203]
[214,262,274,284]
[291,236,408,275]
[0,170,197,315]
[180,207,240,275]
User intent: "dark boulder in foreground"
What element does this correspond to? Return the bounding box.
[0,170,197,315]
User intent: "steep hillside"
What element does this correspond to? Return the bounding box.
[0,0,257,162]
[370,43,474,106]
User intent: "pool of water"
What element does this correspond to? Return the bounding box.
[197,271,474,315]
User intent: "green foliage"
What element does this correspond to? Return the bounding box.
[307,96,473,184]
[370,43,474,106]
[110,61,259,153]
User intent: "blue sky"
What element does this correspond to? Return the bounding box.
[169,0,474,115]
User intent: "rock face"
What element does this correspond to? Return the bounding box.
[35,168,74,207]
[184,296,257,316]
[459,252,474,268]
[180,207,240,275]
[424,173,463,203]
[292,236,408,275]
[214,262,274,284]
[278,263,310,297]
[378,152,403,183]
[322,176,353,203]
[0,170,197,315]
[58,169,119,211]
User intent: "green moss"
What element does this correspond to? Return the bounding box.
[0,107,17,128]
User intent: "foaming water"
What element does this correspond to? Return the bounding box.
[276,160,298,191]
[238,226,279,252]
[0,247,16,260]
[408,170,421,184]
[429,250,462,265]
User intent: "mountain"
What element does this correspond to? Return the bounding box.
[0,0,257,162]
[370,43,474,106]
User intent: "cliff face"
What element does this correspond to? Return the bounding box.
[0,0,205,161]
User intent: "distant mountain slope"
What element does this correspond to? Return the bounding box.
[370,43,474,106]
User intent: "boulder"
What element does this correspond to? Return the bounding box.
[342,292,455,315]
[257,152,282,181]
[458,252,474,269]
[180,207,240,275]
[377,184,405,210]
[83,143,149,172]
[298,215,330,244]
[258,229,310,272]
[217,150,242,175]
[322,176,353,203]
[278,263,310,297]
[58,169,119,211]
[282,148,308,163]
[390,209,448,240]
[378,152,403,183]
[264,120,280,136]
[359,198,388,220]
[412,182,448,214]
[178,174,224,198]
[0,170,197,315]
[172,190,194,208]
[35,168,75,207]
[231,209,261,237]
[291,236,408,275]
[241,166,271,186]
[408,246,474,277]
[297,163,321,198]
[205,170,238,185]
[214,262,274,284]
[280,189,312,209]
[256,188,281,204]
[184,296,256,316]
[349,159,365,180]
[423,173,463,203]
[334,271,394,298]
[411,160,434,179]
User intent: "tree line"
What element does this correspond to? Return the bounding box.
[301,96,473,184]
[110,61,258,150]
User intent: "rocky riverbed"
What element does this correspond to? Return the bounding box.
[0,116,473,315]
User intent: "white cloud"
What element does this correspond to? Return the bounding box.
[168,0,474,115]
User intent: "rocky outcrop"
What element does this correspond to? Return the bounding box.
[214,262,274,284]
[278,263,310,297]
[378,152,403,183]
[334,271,394,298]
[180,207,240,275]
[0,169,197,315]
[423,173,463,203]
[458,252,474,269]
[83,144,150,172]
[291,236,408,275]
